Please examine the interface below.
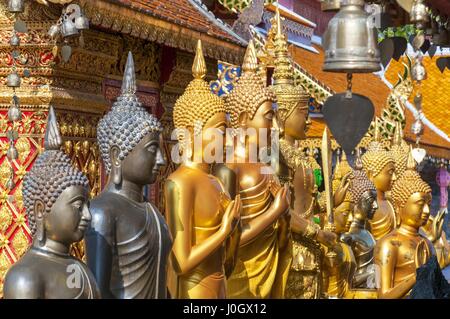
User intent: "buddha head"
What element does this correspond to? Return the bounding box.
[225,40,276,142]
[389,121,409,178]
[97,52,165,187]
[173,40,227,163]
[23,106,90,246]
[270,8,310,140]
[361,118,396,193]
[332,151,354,231]
[391,147,432,230]
[334,202,353,235]
[351,152,378,221]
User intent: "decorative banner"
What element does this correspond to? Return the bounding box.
[210,61,241,97]
[0,110,47,294]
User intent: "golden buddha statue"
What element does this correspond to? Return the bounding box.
[321,190,356,299]
[164,40,242,299]
[361,118,397,240]
[218,39,291,299]
[270,9,352,299]
[374,147,434,299]
[341,152,378,290]
[421,208,450,269]
[389,122,409,178]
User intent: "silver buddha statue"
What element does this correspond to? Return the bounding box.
[341,155,377,289]
[85,52,172,299]
[4,106,100,299]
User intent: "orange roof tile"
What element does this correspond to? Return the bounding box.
[385,56,450,138]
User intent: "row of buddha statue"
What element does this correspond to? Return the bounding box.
[3,9,448,299]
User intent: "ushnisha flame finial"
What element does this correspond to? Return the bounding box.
[393,121,403,146]
[242,39,258,73]
[192,40,207,80]
[373,117,381,142]
[44,106,62,151]
[121,52,137,95]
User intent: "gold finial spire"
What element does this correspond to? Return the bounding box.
[192,40,207,80]
[373,117,381,142]
[393,121,403,146]
[407,145,416,170]
[242,40,258,73]
[272,6,294,86]
[275,6,282,39]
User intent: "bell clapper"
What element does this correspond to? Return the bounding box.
[345,73,353,99]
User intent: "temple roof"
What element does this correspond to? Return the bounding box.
[104,0,245,45]
[80,0,246,64]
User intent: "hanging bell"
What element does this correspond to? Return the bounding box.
[7,143,18,161]
[412,60,427,81]
[323,0,381,73]
[8,104,22,122]
[411,119,424,136]
[6,175,15,190]
[320,0,340,12]
[60,18,79,38]
[75,14,89,30]
[7,72,21,88]
[8,0,24,13]
[48,24,61,38]
[410,0,429,29]
[10,32,20,46]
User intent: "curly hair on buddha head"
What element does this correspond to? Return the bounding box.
[97,52,162,173]
[23,106,89,236]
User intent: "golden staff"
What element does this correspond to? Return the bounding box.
[321,127,337,263]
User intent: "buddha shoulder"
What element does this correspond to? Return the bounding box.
[4,255,43,298]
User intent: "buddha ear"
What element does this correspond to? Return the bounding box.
[366,169,374,180]
[238,112,248,127]
[34,199,45,244]
[110,145,122,186]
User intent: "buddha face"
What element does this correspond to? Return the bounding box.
[197,112,227,162]
[43,185,91,245]
[334,201,354,234]
[399,191,432,229]
[245,100,274,130]
[355,189,378,221]
[370,162,396,193]
[121,132,165,185]
[284,104,309,140]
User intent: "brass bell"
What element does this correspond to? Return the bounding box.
[410,0,429,29]
[8,0,24,13]
[60,18,79,38]
[7,143,18,161]
[10,32,20,46]
[412,60,427,81]
[8,104,21,122]
[48,24,61,38]
[320,0,340,12]
[7,72,21,87]
[75,14,89,30]
[323,0,381,73]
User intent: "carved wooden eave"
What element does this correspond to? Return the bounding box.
[79,0,246,65]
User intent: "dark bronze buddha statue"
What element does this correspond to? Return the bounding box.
[85,52,172,299]
[4,106,100,299]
